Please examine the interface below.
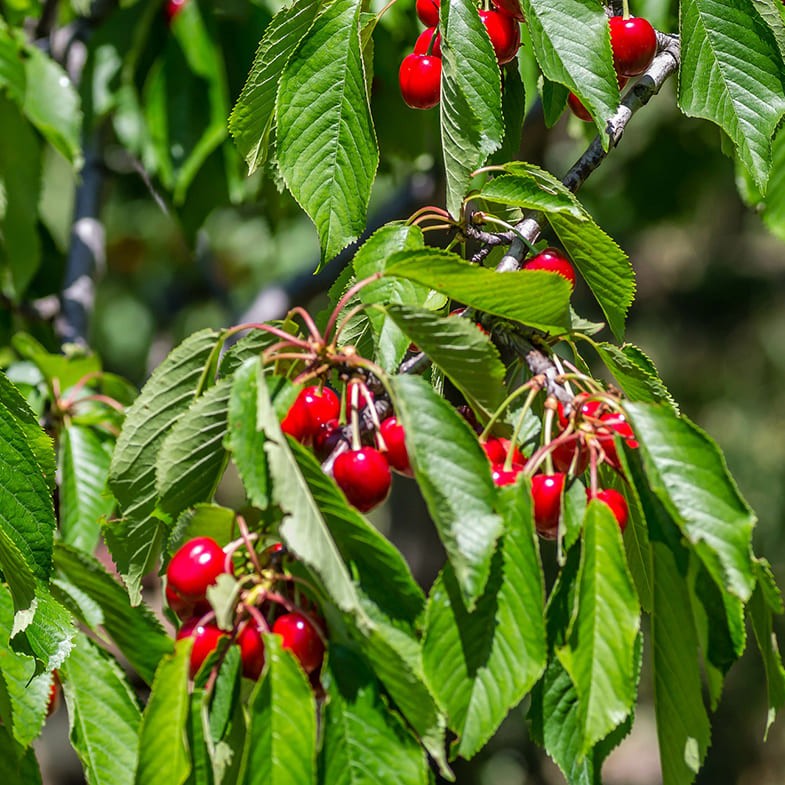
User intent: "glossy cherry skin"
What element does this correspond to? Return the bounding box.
[482,436,524,466]
[282,386,340,442]
[568,74,628,122]
[478,8,521,64]
[609,16,657,77]
[177,620,229,679]
[491,0,525,21]
[414,27,442,58]
[522,248,576,289]
[531,473,565,539]
[588,488,629,532]
[379,417,413,477]
[166,537,230,603]
[491,463,523,487]
[166,584,210,621]
[237,624,266,681]
[597,411,638,467]
[333,447,392,512]
[399,54,441,110]
[272,612,325,674]
[416,0,440,26]
[551,437,589,475]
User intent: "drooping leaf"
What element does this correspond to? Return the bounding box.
[556,501,640,753]
[595,343,675,407]
[243,635,317,785]
[59,425,114,553]
[625,402,757,603]
[391,375,503,610]
[17,583,75,673]
[439,0,504,216]
[385,248,571,334]
[385,305,506,421]
[53,544,172,686]
[276,0,378,263]
[135,640,193,785]
[60,633,142,785]
[679,0,785,191]
[479,173,584,218]
[229,0,320,173]
[321,646,429,785]
[422,484,546,758]
[107,329,222,604]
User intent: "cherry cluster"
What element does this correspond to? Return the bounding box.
[167,536,325,681]
[399,0,522,109]
[568,14,657,121]
[281,381,411,513]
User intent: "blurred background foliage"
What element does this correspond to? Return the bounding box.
[3,0,785,782]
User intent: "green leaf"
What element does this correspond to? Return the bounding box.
[0,401,55,609]
[157,378,232,516]
[135,640,193,785]
[595,343,675,407]
[518,0,618,143]
[546,210,634,340]
[479,173,584,218]
[229,0,320,174]
[243,635,317,785]
[0,584,50,748]
[556,501,640,753]
[385,248,571,334]
[107,329,222,604]
[0,725,42,785]
[625,402,757,603]
[422,484,546,758]
[0,26,26,106]
[60,633,142,785]
[541,77,569,127]
[391,375,503,610]
[749,559,785,739]
[18,583,75,672]
[385,305,506,420]
[440,0,504,216]
[276,0,379,263]
[11,333,101,392]
[254,363,364,616]
[22,45,82,167]
[750,124,785,242]
[0,96,42,298]
[53,544,172,686]
[59,425,114,553]
[290,440,425,626]
[493,60,525,164]
[352,224,430,373]
[186,690,212,785]
[321,646,428,785]
[679,0,785,191]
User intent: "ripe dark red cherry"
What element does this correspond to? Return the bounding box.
[165,584,210,621]
[597,411,638,467]
[379,417,413,477]
[282,385,340,442]
[416,0,440,26]
[46,673,60,718]
[237,623,266,680]
[491,0,525,21]
[551,437,589,475]
[177,620,228,679]
[166,537,231,605]
[272,612,325,674]
[491,463,523,487]
[522,247,577,289]
[531,473,565,539]
[482,436,524,466]
[478,8,521,64]
[399,54,441,110]
[588,487,629,532]
[333,447,392,512]
[414,27,442,58]
[313,418,344,461]
[568,74,629,122]
[609,16,657,77]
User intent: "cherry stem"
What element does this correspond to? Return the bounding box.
[350,380,361,451]
[479,379,540,442]
[287,306,323,344]
[542,407,555,474]
[236,515,264,576]
[57,370,103,409]
[375,0,398,21]
[421,223,455,233]
[550,354,574,399]
[408,205,451,224]
[324,273,383,343]
[233,321,313,351]
[503,385,539,472]
[622,0,630,19]
[243,602,271,634]
[293,362,333,385]
[475,213,539,256]
[67,393,125,413]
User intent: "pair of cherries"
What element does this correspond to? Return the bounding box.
[568,15,657,121]
[400,0,521,110]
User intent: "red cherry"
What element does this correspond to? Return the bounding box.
[164,0,187,25]
[281,399,309,441]
[333,447,392,512]
[600,411,638,447]
[272,612,325,674]
[456,405,483,434]
[551,438,589,475]
[478,8,521,64]
[399,54,441,110]
[166,537,230,603]
[491,462,523,487]
[46,673,60,718]
[579,399,604,419]
[609,16,657,77]
[522,247,576,289]
[416,0,440,27]
[379,417,413,477]
[414,27,442,58]
[588,487,629,532]
[313,418,344,460]
[165,584,210,621]
[491,0,525,21]
[531,473,565,539]
[482,436,524,466]
[237,623,266,680]
[282,386,340,442]
[177,620,228,679]
[568,74,629,122]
